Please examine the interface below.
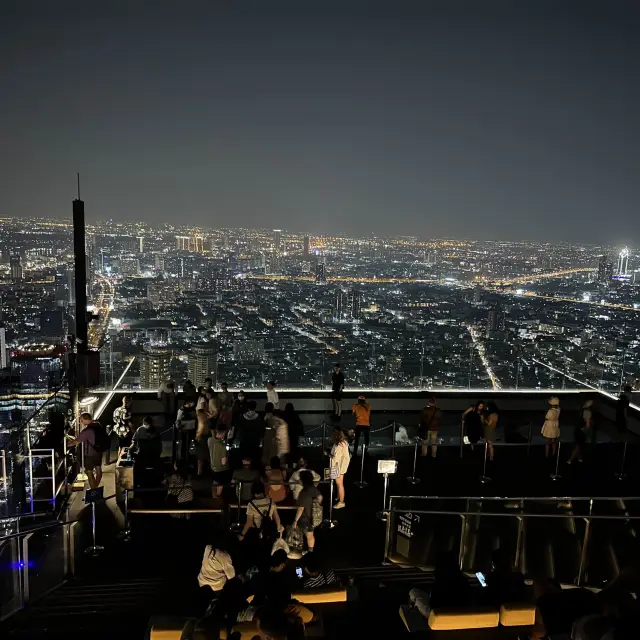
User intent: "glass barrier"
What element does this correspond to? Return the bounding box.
[0,537,22,620]
[23,525,68,603]
[384,496,640,588]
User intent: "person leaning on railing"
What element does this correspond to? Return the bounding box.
[351,395,371,457]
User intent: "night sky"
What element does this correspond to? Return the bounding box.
[2,1,639,243]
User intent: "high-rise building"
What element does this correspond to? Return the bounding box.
[176,236,190,251]
[315,263,326,283]
[0,324,7,369]
[10,253,23,282]
[273,229,282,254]
[426,250,438,265]
[188,342,216,387]
[487,308,505,332]
[350,288,362,321]
[191,235,204,253]
[473,285,483,303]
[334,289,346,320]
[617,248,630,277]
[303,236,310,260]
[154,254,165,271]
[597,255,614,283]
[137,236,144,253]
[139,346,172,389]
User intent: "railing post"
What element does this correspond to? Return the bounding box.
[117,489,132,542]
[479,441,491,483]
[458,514,467,570]
[550,441,562,481]
[383,496,393,564]
[321,421,327,457]
[615,440,628,480]
[354,443,368,488]
[21,533,34,605]
[230,482,243,532]
[85,501,104,557]
[407,437,420,484]
[577,500,593,585]
[515,515,524,571]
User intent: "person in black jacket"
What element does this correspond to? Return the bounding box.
[236,401,264,462]
[282,402,304,465]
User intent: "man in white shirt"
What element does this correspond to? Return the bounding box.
[289,457,321,500]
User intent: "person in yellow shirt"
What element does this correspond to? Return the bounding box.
[351,395,371,457]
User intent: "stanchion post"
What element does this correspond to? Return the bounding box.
[391,422,396,459]
[354,443,368,488]
[407,437,420,484]
[323,475,337,528]
[615,440,628,480]
[577,500,593,586]
[85,501,105,556]
[479,440,491,483]
[550,441,562,481]
[230,482,243,532]
[117,489,131,542]
[321,422,327,457]
[377,473,390,521]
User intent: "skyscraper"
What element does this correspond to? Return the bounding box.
[315,262,326,283]
[273,229,282,254]
[617,248,630,277]
[140,346,172,389]
[0,324,7,369]
[350,288,362,321]
[176,236,190,251]
[188,342,216,387]
[597,255,614,283]
[487,308,505,332]
[10,253,23,282]
[334,289,346,320]
[137,236,144,253]
[303,236,310,260]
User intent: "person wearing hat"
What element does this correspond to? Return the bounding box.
[568,399,593,465]
[542,397,561,459]
[351,395,372,457]
[330,363,345,419]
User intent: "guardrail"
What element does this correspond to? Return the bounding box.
[382,495,640,587]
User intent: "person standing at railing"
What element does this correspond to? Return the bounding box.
[158,379,177,428]
[331,362,345,419]
[351,395,371,457]
[112,394,134,457]
[568,399,592,465]
[419,396,441,458]
[462,400,485,452]
[194,409,212,477]
[266,380,280,410]
[542,396,561,460]
[484,402,499,462]
[330,426,350,509]
[67,412,107,490]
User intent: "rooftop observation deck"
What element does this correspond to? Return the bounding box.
[2,388,640,639]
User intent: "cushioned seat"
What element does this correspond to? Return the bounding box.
[292,588,347,603]
[499,602,536,627]
[428,607,500,630]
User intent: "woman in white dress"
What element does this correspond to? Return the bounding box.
[542,396,561,459]
[330,426,350,509]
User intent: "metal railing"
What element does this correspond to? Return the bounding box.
[382,494,640,587]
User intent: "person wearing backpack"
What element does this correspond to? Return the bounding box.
[239,481,283,565]
[67,412,109,489]
[293,470,323,553]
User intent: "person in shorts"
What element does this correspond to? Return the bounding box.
[68,412,103,489]
[208,426,230,497]
[419,396,442,458]
[293,470,322,553]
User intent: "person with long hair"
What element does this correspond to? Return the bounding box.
[112,394,134,457]
[542,397,561,459]
[197,534,235,611]
[462,400,485,450]
[330,426,350,509]
[484,402,499,461]
[293,470,322,553]
[194,409,211,476]
[568,399,592,465]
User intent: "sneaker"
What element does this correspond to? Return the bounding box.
[334,502,346,510]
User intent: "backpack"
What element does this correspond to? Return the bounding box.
[89,422,111,453]
[311,497,324,529]
[251,499,278,542]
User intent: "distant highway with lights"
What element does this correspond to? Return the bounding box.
[88,275,115,348]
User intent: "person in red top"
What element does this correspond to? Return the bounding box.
[351,395,371,457]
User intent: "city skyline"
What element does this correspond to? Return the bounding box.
[2,1,640,244]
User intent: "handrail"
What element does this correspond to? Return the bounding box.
[389,495,640,501]
[0,493,116,542]
[385,508,640,521]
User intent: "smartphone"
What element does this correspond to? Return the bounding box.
[476,572,487,587]
[296,567,303,578]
